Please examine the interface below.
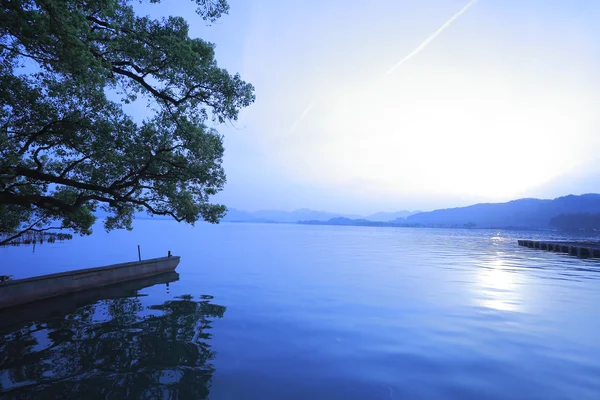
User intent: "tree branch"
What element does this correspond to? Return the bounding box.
[11,167,126,197]
[32,145,53,171]
[59,155,91,178]
[0,217,43,246]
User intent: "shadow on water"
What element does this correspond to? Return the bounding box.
[0,272,226,399]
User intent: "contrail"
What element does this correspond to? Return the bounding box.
[288,1,478,132]
[287,99,315,135]
[385,0,478,75]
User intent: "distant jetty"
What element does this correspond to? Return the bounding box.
[518,240,600,259]
[0,255,180,309]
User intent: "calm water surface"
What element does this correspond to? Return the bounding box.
[1,221,600,399]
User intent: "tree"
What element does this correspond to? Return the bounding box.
[0,0,255,245]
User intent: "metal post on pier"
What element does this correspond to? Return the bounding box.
[138,245,141,261]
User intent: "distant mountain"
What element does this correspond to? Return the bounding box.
[103,194,600,230]
[364,210,418,222]
[220,208,270,223]
[98,207,416,224]
[300,217,398,227]
[222,208,361,223]
[405,194,600,229]
[222,208,422,224]
[550,213,600,231]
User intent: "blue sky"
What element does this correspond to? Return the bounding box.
[136,0,600,214]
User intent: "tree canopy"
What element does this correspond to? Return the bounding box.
[0,0,254,245]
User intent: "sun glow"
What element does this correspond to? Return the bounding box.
[278,72,590,201]
[238,0,600,207]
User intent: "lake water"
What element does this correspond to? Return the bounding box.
[1,221,600,399]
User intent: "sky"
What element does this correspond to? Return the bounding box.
[137,0,600,214]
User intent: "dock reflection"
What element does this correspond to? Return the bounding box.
[0,272,226,399]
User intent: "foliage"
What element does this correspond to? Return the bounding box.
[0,231,72,246]
[0,0,255,244]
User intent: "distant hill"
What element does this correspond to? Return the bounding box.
[222,208,362,223]
[98,207,417,224]
[364,210,419,222]
[550,213,600,231]
[405,194,600,229]
[222,208,420,224]
[220,208,271,223]
[95,194,600,230]
[102,194,600,230]
[300,217,392,227]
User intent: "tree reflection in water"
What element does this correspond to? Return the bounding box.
[0,282,226,399]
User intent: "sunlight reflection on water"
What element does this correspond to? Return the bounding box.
[476,255,521,312]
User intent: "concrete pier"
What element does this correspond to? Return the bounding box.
[517,240,600,259]
[0,255,180,309]
[0,271,179,328]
